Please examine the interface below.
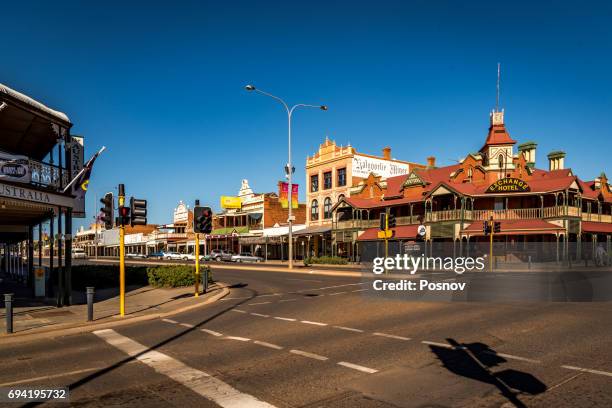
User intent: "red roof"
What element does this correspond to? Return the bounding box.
[481,124,516,149]
[358,225,419,241]
[581,221,612,234]
[463,219,564,236]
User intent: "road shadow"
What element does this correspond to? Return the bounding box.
[428,338,546,407]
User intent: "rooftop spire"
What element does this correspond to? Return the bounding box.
[496,62,501,113]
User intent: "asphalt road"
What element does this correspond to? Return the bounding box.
[1,267,611,407]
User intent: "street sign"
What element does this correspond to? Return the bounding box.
[417,225,426,237]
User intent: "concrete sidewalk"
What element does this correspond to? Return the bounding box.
[0,282,229,343]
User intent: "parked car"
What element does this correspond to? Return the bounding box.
[72,248,87,259]
[182,253,205,261]
[231,253,263,263]
[147,251,166,259]
[126,253,146,259]
[164,252,183,260]
[209,249,234,262]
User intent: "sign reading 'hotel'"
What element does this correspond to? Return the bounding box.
[486,177,530,193]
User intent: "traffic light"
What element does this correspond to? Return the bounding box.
[194,206,213,234]
[130,198,147,226]
[493,221,501,233]
[100,193,114,230]
[387,213,396,229]
[483,221,491,235]
[379,213,387,231]
[117,206,130,227]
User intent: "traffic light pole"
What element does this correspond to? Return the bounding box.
[194,232,200,297]
[119,184,126,317]
[489,217,494,272]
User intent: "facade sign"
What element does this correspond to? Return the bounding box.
[352,154,409,179]
[0,182,74,207]
[0,152,30,183]
[279,182,298,209]
[486,177,530,193]
[70,136,84,178]
[220,196,242,209]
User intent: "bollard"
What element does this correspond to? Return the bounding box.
[203,268,208,294]
[86,287,95,322]
[5,293,13,334]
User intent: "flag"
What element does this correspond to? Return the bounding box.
[63,146,105,198]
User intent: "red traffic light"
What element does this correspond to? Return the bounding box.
[119,206,130,217]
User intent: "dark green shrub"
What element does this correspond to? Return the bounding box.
[304,256,348,265]
[147,265,212,288]
[69,265,148,290]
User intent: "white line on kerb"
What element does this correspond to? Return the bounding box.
[290,349,328,361]
[201,329,223,337]
[248,302,272,306]
[274,317,296,322]
[93,329,275,408]
[180,323,195,328]
[333,326,364,333]
[253,341,283,350]
[561,365,612,377]
[301,320,328,326]
[162,318,178,324]
[373,332,411,341]
[224,336,251,342]
[251,313,270,318]
[231,309,247,313]
[337,361,378,374]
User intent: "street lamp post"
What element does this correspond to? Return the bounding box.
[245,85,327,269]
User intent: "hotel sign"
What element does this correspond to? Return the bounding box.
[486,177,530,193]
[352,154,409,179]
[0,152,30,183]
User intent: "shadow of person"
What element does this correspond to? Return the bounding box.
[429,338,546,408]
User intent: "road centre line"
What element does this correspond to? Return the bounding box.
[224,336,251,342]
[248,302,272,306]
[561,365,612,377]
[337,361,378,374]
[162,318,178,324]
[485,351,541,364]
[94,329,275,408]
[290,349,329,361]
[301,320,328,326]
[251,313,270,317]
[333,326,365,333]
[279,299,298,302]
[308,283,365,291]
[274,317,297,322]
[253,340,283,350]
[351,289,369,292]
[373,332,411,341]
[202,329,223,337]
[180,323,195,328]
[328,292,347,296]
[231,309,247,313]
[421,340,454,349]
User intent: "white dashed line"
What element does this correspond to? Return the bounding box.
[290,349,328,361]
[307,283,365,291]
[257,293,282,297]
[373,332,411,341]
[333,326,364,333]
[337,361,378,374]
[248,302,272,306]
[201,329,223,337]
[94,329,275,408]
[180,323,195,328]
[485,351,541,364]
[421,340,454,349]
[300,320,328,326]
[279,299,298,302]
[231,309,247,313]
[162,318,178,324]
[251,313,270,318]
[274,317,297,322]
[351,289,369,293]
[224,336,251,342]
[253,341,283,350]
[561,365,612,377]
[328,291,347,296]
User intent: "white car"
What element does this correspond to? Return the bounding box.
[231,253,264,263]
[182,253,205,261]
[72,248,87,259]
[164,252,183,260]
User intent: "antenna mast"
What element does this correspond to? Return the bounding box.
[496,62,501,112]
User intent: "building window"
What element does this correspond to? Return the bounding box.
[323,197,332,219]
[498,154,504,169]
[338,194,345,202]
[324,171,332,189]
[311,200,319,221]
[310,174,319,192]
[337,168,346,187]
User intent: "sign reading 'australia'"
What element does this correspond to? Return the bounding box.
[352,154,409,179]
[486,177,530,193]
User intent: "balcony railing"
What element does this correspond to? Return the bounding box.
[582,213,612,223]
[29,159,70,190]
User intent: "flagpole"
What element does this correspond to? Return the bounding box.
[62,146,106,194]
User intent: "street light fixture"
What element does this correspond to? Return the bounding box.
[245,84,327,269]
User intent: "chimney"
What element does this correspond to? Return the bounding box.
[518,141,537,168]
[382,146,391,160]
[427,156,436,169]
[547,151,566,171]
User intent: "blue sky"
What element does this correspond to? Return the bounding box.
[2,1,611,230]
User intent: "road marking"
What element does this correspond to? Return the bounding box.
[561,365,612,377]
[286,278,323,282]
[251,313,270,318]
[0,367,104,387]
[201,328,223,336]
[328,291,347,296]
[220,297,251,301]
[224,336,250,342]
[94,329,275,408]
[290,349,328,361]
[279,299,298,302]
[301,320,328,326]
[308,283,365,291]
[162,318,178,324]
[373,332,411,341]
[248,302,271,306]
[337,361,378,374]
[180,323,195,328]
[333,326,364,333]
[274,317,296,322]
[421,340,454,349]
[485,351,541,364]
[253,340,283,350]
[231,309,247,313]
[351,289,369,293]
[257,293,282,298]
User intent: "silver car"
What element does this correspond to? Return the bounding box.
[231,252,264,263]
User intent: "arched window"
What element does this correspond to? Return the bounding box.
[323,197,332,219]
[338,194,345,203]
[498,154,504,169]
[311,200,319,221]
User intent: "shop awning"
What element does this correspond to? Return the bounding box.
[292,226,332,236]
[358,225,419,241]
[462,219,565,236]
[581,221,612,234]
